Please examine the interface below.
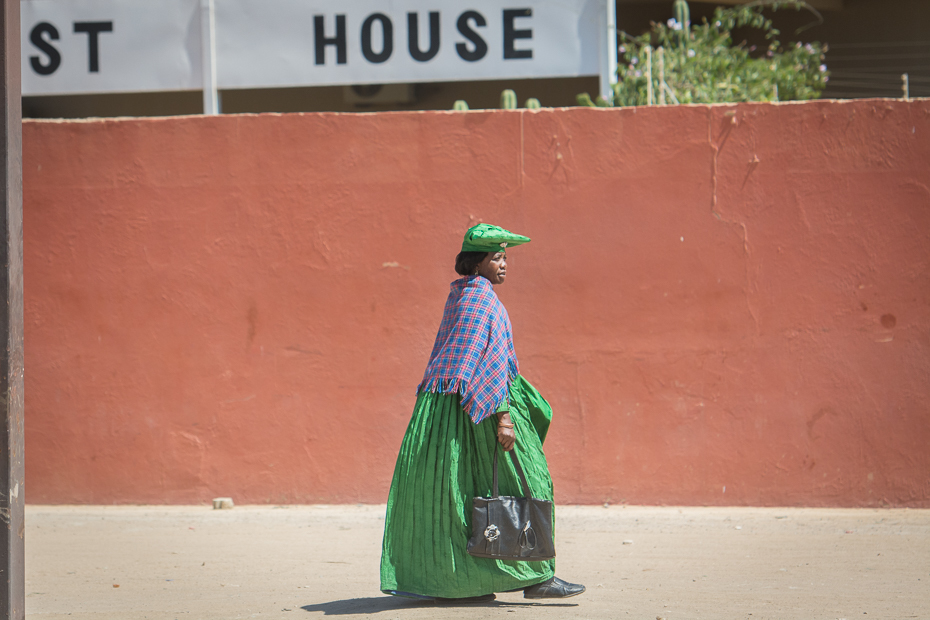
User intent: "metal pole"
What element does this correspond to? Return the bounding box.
[602,0,617,102]
[902,73,909,101]
[0,0,25,617]
[645,45,653,105]
[201,0,219,114]
[657,47,666,105]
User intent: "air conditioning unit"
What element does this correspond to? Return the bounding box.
[344,83,416,105]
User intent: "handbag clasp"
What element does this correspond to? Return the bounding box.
[520,520,537,550]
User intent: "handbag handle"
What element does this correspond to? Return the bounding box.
[492,443,535,500]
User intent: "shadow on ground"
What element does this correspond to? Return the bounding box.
[301,597,580,615]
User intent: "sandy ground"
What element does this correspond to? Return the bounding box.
[24,504,930,620]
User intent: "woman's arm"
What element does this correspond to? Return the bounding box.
[496,411,516,451]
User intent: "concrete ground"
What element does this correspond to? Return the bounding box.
[25,505,929,620]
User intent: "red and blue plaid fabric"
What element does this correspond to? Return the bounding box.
[419,275,519,424]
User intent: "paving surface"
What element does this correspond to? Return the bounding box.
[25,505,930,620]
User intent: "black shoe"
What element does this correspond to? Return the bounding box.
[434,594,496,604]
[523,577,586,599]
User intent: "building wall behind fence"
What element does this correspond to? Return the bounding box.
[23,100,930,507]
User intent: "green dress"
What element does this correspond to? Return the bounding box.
[380,374,556,598]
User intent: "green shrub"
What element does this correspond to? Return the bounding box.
[582,1,829,107]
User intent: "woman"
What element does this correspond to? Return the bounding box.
[380,223,585,603]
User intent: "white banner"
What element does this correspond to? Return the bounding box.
[217,0,603,89]
[22,0,202,96]
[22,0,604,96]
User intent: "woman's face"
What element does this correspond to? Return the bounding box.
[477,251,507,285]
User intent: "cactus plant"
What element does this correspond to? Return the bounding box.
[673,0,690,36]
[673,0,690,56]
[525,98,541,109]
[576,93,595,107]
[453,100,469,111]
[500,89,517,110]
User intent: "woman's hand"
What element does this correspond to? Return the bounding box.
[496,412,516,452]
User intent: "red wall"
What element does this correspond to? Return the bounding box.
[23,100,930,507]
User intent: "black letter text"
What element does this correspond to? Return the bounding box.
[73,21,113,72]
[29,22,61,76]
[407,12,439,62]
[503,9,532,60]
[456,11,487,62]
[314,15,347,65]
[361,13,393,64]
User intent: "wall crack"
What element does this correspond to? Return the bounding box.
[708,108,760,336]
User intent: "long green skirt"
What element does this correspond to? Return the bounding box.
[380,374,556,598]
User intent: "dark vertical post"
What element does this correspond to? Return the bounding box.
[0,0,24,618]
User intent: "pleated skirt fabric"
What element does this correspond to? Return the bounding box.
[380,374,556,599]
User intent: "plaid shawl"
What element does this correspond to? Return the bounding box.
[419,275,519,424]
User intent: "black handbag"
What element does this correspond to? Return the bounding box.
[466,444,555,561]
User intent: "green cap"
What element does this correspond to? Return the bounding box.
[461,223,531,253]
